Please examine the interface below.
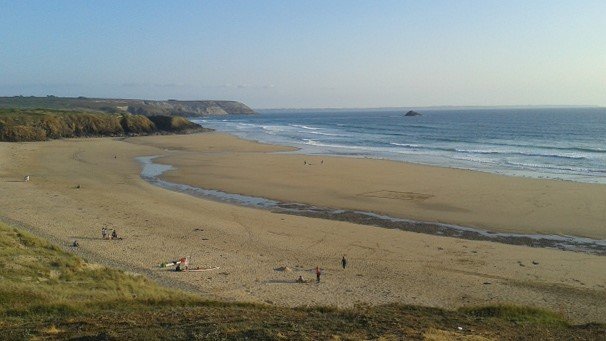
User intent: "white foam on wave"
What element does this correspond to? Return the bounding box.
[303,139,429,156]
[450,155,499,165]
[390,142,421,148]
[290,124,320,130]
[504,161,606,174]
[307,130,344,137]
[453,148,589,160]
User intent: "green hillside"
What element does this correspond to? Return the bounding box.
[0,108,207,142]
[0,221,602,340]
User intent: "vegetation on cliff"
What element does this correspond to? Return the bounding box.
[0,108,207,142]
[0,221,602,340]
[0,96,256,116]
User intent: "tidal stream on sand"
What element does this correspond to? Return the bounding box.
[137,156,606,256]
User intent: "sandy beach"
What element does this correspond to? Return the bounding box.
[1,133,605,323]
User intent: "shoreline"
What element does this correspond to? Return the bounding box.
[193,109,606,186]
[138,155,606,255]
[215,134,606,186]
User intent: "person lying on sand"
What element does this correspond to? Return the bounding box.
[296,275,309,283]
[110,229,123,240]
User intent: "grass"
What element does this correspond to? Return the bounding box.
[460,304,568,326]
[0,221,603,340]
[0,223,197,317]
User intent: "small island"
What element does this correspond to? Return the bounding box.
[404,110,422,116]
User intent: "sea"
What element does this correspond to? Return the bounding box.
[191,107,606,184]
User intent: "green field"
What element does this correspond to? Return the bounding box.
[0,222,602,340]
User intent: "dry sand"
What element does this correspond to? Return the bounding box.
[0,133,604,323]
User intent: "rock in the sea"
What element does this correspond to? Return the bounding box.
[404,110,422,116]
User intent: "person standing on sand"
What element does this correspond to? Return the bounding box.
[341,256,347,269]
[316,266,321,283]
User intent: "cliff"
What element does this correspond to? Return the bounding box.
[0,96,256,117]
[0,108,209,142]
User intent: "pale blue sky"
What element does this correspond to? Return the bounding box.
[1,1,604,108]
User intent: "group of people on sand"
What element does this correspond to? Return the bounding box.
[71,227,121,248]
[303,159,324,166]
[101,227,120,240]
[296,256,347,284]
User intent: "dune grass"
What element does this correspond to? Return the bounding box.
[0,223,200,318]
[459,304,568,326]
[0,221,602,340]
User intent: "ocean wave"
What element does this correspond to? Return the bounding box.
[233,122,261,129]
[307,131,344,137]
[450,156,499,165]
[388,143,589,160]
[303,139,368,150]
[390,142,421,148]
[479,140,606,154]
[259,124,297,135]
[505,161,606,174]
[290,124,320,130]
[453,148,588,160]
[303,139,420,155]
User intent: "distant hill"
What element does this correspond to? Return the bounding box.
[0,96,256,116]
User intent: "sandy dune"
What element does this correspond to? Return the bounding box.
[0,133,604,323]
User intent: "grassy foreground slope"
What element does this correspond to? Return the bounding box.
[0,108,206,142]
[0,222,602,340]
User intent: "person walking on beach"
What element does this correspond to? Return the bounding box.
[101,227,107,240]
[315,266,321,283]
[341,256,347,269]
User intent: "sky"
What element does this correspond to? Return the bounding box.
[1,1,605,108]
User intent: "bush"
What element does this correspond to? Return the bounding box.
[148,115,201,132]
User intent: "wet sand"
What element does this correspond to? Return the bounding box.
[0,133,604,323]
[138,133,606,240]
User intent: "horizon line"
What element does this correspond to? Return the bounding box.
[255,104,603,111]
